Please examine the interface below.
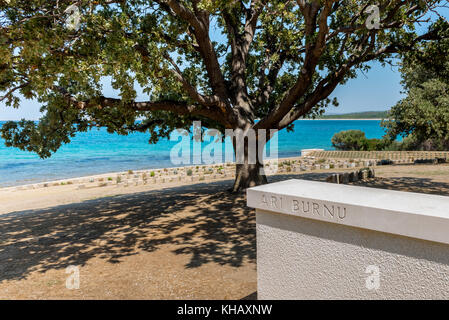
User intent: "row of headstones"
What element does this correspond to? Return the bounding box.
[13,159,378,191]
[326,168,375,184]
[65,159,378,189]
[12,166,237,191]
[107,158,378,184]
[12,157,390,192]
[74,172,237,189]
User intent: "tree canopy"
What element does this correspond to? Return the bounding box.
[1,0,448,189]
[382,19,449,150]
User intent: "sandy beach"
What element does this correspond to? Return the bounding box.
[1,162,449,299]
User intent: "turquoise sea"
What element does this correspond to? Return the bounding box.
[0,120,386,187]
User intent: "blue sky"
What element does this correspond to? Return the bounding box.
[1,6,447,121]
[327,60,404,114]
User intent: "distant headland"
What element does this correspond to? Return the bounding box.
[314,110,390,120]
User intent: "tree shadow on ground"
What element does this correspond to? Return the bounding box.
[353,176,449,196]
[0,181,253,281]
[0,173,331,282]
[1,171,446,283]
[277,170,449,197]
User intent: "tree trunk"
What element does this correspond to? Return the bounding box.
[230,132,268,193]
[231,160,268,192]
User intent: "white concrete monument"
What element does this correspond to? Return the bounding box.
[247,179,449,299]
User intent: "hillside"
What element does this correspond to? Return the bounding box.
[318,111,390,119]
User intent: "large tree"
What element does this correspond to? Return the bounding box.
[1,0,448,191]
[382,19,449,150]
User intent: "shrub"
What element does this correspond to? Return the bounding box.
[331,130,367,150]
[150,171,155,177]
[186,169,193,176]
[332,130,392,151]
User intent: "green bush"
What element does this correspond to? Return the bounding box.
[332,130,392,151]
[331,130,368,151]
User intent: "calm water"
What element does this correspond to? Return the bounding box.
[0,120,386,187]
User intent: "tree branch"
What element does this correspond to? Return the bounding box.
[255,0,334,129]
[163,53,226,109]
[275,25,448,130]
[159,0,231,108]
[55,86,223,122]
[0,82,29,102]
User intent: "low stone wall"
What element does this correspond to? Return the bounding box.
[309,150,449,160]
[247,179,449,299]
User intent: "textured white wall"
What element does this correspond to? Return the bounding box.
[257,209,449,300]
